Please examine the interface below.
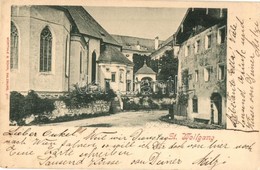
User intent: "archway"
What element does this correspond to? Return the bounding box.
[140,77,153,94]
[91,51,96,83]
[210,93,222,125]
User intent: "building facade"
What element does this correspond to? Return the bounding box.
[10,6,133,96]
[175,8,227,126]
[112,35,163,62]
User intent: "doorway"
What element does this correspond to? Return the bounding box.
[210,93,222,125]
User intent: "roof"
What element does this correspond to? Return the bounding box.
[150,34,174,59]
[175,8,227,44]
[135,61,156,75]
[98,46,133,66]
[61,6,120,46]
[112,34,164,53]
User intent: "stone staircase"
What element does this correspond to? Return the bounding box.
[110,96,122,113]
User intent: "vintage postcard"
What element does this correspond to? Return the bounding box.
[0,0,259,169]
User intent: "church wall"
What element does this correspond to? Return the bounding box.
[10,6,72,93]
[87,38,100,84]
[10,6,31,92]
[69,35,88,88]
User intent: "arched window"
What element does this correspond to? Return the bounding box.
[65,35,69,77]
[80,50,83,74]
[11,22,19,69]
[91,51,96,82]
[40,26,52,72]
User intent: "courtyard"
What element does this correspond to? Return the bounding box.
[43,110,189,129]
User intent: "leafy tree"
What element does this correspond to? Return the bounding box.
[132,54,152,73]
[157,49,178,81]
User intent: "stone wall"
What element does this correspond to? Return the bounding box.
[51,100,110,119]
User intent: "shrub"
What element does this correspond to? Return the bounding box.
[10,90,55,124]
[24,90,55,115]
[122,96,159,111]
[10,91,26,122]
[60,85,116,109]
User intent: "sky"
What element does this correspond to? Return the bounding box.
[84,6,187,40]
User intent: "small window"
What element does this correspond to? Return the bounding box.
[218,64,225,80]
[100,31,106,36]
[204,67,210,82]
[195,40,200,54]
[111,72,116,82]
[205,34,212,49]
[185,45,190,57]
[127,80,131,91]
[192,96,198,113]
[195,70,199,82]
[218,27,226,44]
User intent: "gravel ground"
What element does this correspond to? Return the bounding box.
[43,110,189,129]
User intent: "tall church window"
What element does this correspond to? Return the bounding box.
[80,51,83,74]
[92,51,96,82]
[40,26,52,72]
[65,35,69,77]
[11,22,19,69]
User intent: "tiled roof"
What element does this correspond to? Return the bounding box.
[135,62,156,75]
[98,46,133,66]
[112,35,164,53]
[62,6,120,46]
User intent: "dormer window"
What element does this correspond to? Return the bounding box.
[99,31,105,36]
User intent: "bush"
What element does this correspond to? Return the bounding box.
[122,96,159,111]
[10,90,55,124]
[10,91,26,122]
[24,90,55,115]
[60,85,116,109]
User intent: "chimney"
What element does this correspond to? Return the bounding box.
[155,36,159,50]
[136,41,140,50]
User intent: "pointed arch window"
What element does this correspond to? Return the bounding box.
[11,22,19,69]
[40,26,52,72]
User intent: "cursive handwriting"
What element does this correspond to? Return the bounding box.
[192,150,227,170]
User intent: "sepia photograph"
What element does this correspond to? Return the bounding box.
[1,0,260,169]
[9,5,227,129]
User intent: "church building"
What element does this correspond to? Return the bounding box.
[10,5,133,96]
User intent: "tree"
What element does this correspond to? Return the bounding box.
[132,54,151,74]
[157,49,178,81]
